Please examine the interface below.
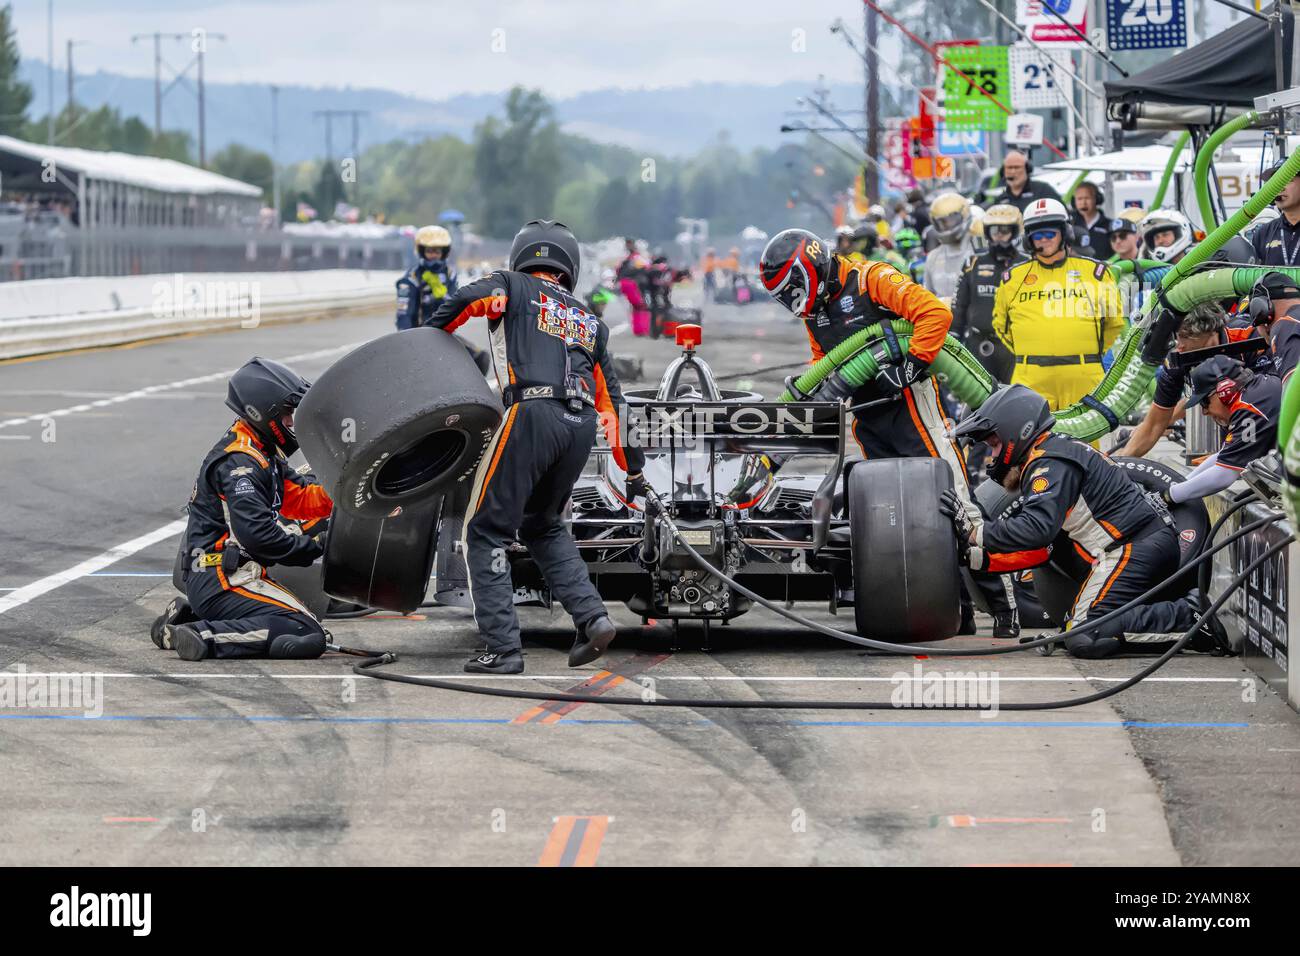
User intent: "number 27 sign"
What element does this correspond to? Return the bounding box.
[1105,0,1187,50]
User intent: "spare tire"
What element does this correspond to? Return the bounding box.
[297,327,502,517]
[322,497,440,613]
[848,458,961,643]
[1025,456,1209,626]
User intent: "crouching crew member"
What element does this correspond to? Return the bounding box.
[152,358,333,661]
[1162,356,1281,504]
[758,228,1019,638]
[944,385,1231,659]
[429,219,646,675]
[1248,271,1300,384]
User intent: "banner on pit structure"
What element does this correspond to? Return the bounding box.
[1008,44,1074,110]
[1105,0,1187,50]
[940,44,1010,131]
[1015,0,1088,45]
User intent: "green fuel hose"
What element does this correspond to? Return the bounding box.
[1193,111,1260,231]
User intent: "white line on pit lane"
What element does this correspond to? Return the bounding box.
[0,520,186,617]
[0,342,362,430]
[6,673,1243,684]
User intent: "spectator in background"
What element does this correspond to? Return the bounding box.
[1070,181,1112,259]
[700,246,718,297]
[988,149,1062,214]
[906,187,931,234]
[1250,159,1300,267]
[1106,210,1146,264]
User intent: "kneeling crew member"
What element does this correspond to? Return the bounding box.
[429,219,645,675]
[1248,272,1300,384]
[759,228,1019,638]
[1163,356,1281,504]
[153,358,333,661]
[945,385,1230,659]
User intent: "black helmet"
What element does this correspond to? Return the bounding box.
[951,384,1054,481]
[759,228,833,318]
[1208,235,1256,266]
[225,357,310,456]
[509,219,580,289]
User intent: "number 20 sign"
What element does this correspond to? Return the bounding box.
[1105,0,1187,51]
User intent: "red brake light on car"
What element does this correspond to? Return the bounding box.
[676,324,702,351]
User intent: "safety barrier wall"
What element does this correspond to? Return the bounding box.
[1153,442,1297,709]
[0,269,395,360]
[1209,497,1295,709]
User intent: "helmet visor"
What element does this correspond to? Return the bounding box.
[934,211,965,233]
[988,224,1017,243]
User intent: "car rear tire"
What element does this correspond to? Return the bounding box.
[848,458,961,643]
[296,327,502,518]
[321,497,440,613]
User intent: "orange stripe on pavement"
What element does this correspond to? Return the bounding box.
[512,670,619,724]
[537,815,611,867]
[510,652,672,725]
[948,815,1071,828]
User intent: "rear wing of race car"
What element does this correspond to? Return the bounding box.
[623,401,845,548]
[623,401,844,457]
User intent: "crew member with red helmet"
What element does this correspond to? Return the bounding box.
[429,220,646,674]
[758,227,1019,638]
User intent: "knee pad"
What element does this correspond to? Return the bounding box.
[1064,631,1123,659]
[267,619,327,660]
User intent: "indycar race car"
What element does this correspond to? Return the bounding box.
[295,324,965,644]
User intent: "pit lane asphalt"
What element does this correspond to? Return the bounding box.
[0,291,1296,866]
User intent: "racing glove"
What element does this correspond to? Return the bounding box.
[874,352,929,395]
[938,488,986,570]
[811,372,856,405]
[626,471,650,501]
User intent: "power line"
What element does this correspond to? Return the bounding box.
[129,31,226,165]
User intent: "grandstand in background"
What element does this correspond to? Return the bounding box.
[0,136,407,281]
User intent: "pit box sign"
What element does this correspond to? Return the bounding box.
[940,45,1010,131]
[1008,44,1074,110]
[1106,0,1186,50]
[1228,503,1290,689]
[1015,0,1088,45]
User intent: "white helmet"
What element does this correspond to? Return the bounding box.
[929,191,971,244]
[1139,208,1194,262]
[1021,197,1072,254]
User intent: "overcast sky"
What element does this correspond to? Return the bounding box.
[15,0,879,99]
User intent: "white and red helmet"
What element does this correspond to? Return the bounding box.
[759,228,833,318]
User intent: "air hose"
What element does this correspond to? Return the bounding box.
[1282,373,1300,526]
[1194,111,1260,230]
[1151,130,1190,209]
[353,525,1289,712]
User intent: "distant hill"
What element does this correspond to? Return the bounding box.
[19,59,881,162]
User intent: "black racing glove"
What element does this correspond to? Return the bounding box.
[938,489,976,542]
[811,372,856,404]
[874,352,929,395]
[626,471,650,501]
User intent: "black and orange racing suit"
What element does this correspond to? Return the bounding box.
[802,256,1017,619]
[972,432,1200,659]
[178,420,334,658]
[429,269,645,655]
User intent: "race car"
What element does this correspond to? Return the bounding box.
[493,325,963,643]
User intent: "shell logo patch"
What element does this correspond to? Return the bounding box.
[1180,528,1197,543]
[1030,475,1050,494]
[1024,274,1037,285]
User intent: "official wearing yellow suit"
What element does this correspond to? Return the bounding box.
[992,198,1125,411]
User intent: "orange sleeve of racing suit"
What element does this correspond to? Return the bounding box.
[428,273,509,335]
[280,480,333,521]
[802,321,826,363]
[594,364,629,472]
[863,260,953,364]
[985,547,1052,573]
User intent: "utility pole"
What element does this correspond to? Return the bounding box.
[130,31,225,161]
[271,86,281,222]
[65,39,86,115]
[864,2,880,202]
[46,0,54,144]
[313,109,369,200]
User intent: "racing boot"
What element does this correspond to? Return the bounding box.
[992,611,1020,640]
[166,624,210,662]
[957,604,978,635]
[1183,593,1237,656]
[150,596,194,650]
[464,649,525,674]
[569,615,617,667]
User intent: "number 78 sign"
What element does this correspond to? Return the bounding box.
[1105,0,1187,50]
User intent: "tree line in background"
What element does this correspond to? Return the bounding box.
[0,2,855,242]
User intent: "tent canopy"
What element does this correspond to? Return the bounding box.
[1106,3,1294,124]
